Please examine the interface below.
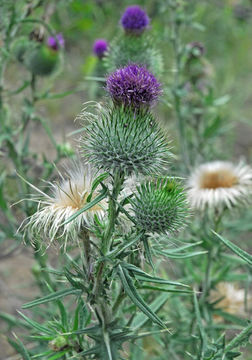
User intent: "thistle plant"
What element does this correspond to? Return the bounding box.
[2,2,252,360]
[17,61,191,359]
[104,5,163,77]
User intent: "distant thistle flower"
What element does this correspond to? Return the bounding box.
[121,5,150,34]
[22,164,105,248]
[82,105,170,176]
[130,178,188,235]
[93,39,108,58]
[187,161,252,210]
[107,64,161,109]
[47,33,64,51]
[209,282,251,322]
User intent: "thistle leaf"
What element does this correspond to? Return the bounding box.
[117,264,166,328]
[22,288,82,309]
[213,231,252,266]
[62,187,108,225]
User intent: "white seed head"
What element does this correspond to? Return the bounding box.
[209,282,251,321]
[187,161,252,210]
[22,163,106,249]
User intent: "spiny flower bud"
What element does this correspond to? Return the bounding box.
[24,44,60,76]
[121,5,150,35]
[130,178,188,235]
[106,64,162,109]
[82,106,170,176]
[186,41,205,59]
[93,39,108,58]
[49,336,68,351]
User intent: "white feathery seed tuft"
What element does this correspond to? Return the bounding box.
[187,161,252,210]
[22,163,106,249]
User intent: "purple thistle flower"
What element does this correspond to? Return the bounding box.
[121,5,150,34]
[47,33,64,51]
[106,64,162,108]
[93,39,108,58]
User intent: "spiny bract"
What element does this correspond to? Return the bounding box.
[130,178,188,235]
[104,34,163,78]
[82,106,170,176]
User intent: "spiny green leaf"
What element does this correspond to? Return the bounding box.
[17,311,54,335]
[155,248,207,259]
[213,231,252,266]
[131,293,170,330]
[22,288,82,309]
[47,350,69,360]
[62,187,108,225]
[8,334,31,360]
[117,265,166,328]
[122,263,188,287]
[193,291,207,355]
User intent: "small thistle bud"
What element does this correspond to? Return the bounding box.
[47,33,65,51]
[121,5,150,35]
[57,142,75,157]
[130,178,188,235]
[25,44,60,76]
[82,106,170,176]
[106,64,162,109]
[186,41,205,59]
[49,336,68,351]
[93,39,108,58]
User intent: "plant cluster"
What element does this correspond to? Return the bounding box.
[1,1,252,360]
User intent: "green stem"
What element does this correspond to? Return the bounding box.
[170,7,190,172]
[102,170,125,255]
[112,285,126,314]
[93,170,125,330]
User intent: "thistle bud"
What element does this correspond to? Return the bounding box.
[93,39,108,58]
[130,178,188,235]
[49,336,67,351]
[82,106,170,176]
[24,44,60,76]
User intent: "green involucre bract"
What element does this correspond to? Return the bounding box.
[130,178,188,235]
[82,106,171,176]
[104,34,163,78]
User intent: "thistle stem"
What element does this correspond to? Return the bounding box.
[170,6,190,172]
[94,170,124,299]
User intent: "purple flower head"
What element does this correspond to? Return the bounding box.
[121,5,150,34]
[106,64,162,108]
[47,33,64,51]
[93,39,108,58]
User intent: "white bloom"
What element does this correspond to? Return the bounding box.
[187,161,252,210]
[209,282,251,321]
[22,164,106,248]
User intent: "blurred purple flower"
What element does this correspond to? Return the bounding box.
[106,64,161,108]
[93,39,108,58]
[47,33,65,51]
[121,5,150,34]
